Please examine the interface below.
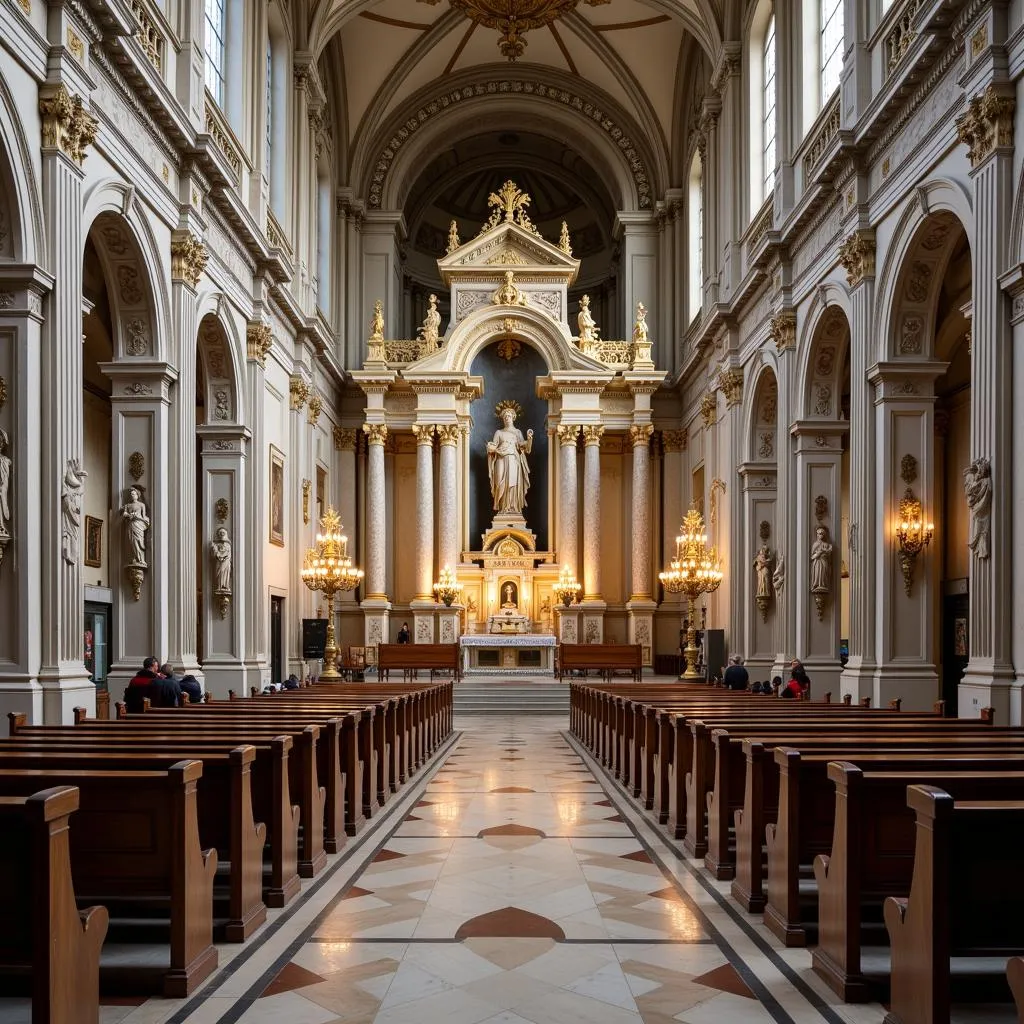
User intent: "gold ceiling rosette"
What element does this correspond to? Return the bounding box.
[420,0,611,61]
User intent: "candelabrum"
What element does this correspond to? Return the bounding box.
[659,506,723,679]
[433,564,462,607]
[552,565,582,607]
[895,488,934,597]
[301,506,363,681]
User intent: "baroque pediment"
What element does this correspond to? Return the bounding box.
[439,221,580,286]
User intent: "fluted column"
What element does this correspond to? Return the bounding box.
[413,425,435,600]
[629,425,654,599]
[363,424,388,599]
[582,425,604,600]
[557,425,580,573]
[436,426,460,571]
[333,428,358,609]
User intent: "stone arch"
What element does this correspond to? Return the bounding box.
[195,295,245,423]
[81,182,170,362]
[746,362,779,463]
[0,71,45,266]
[798,301,851,422]
[874,179,973,364]
[196,314,242,426]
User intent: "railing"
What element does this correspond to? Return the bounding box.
[745,197,774,264]
[203,95,242,178]
[590,341,633,366]
[886,0,923,78]
[128,0,164,73]
[802,93,841,179]
[265,209,293,259]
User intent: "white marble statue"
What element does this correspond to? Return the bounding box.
[754,544,772,599]
[772,553,785,597]
[0,428,11,538]
[61,458,88,565]
[577,295,599,344]
[120,486,150,568]
[212,527,232,593]
[810,525,833,594]
[487,405,533,516]
[964,456,992,560]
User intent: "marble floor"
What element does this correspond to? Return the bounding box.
[2,715,956,1024]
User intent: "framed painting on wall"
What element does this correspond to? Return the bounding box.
[84,516,103,567]
[269,446,285,547]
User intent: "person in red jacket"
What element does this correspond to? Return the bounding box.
[781,659,811,699]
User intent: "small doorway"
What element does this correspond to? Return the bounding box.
[84,601,112,691]
[941,590,969,715]
[270,596,284,686]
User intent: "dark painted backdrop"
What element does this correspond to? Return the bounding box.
[468,342,550,552]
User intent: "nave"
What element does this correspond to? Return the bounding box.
[44,715,884,1024]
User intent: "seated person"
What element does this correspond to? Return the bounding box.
[124,657,161,712]
[781,661,811,699]
[160,663,198,705]
[179,673,203,704]
[723,655,749,691]
[283,673,301,690]
[751,681,763,694]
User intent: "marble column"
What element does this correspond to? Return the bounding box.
[411,424,436,643]
[627,424,655,665]
[658,429,687,661]
[436,426,460,571]
[37,84,98,723]
[287,374,312,679]
[333,428,359,635]
[557,425,580,574]
[362,423,390,650]
[581,425,605,643]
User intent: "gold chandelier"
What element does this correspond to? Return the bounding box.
[421,0,611,61]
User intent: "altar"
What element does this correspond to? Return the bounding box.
[459,634,558,676]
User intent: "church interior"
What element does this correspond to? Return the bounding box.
[2,0,1024,1021]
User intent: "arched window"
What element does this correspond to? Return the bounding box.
[820,0,843,99]
[204,0,226,105]
[748,0,776,212]
[688,151,703,323]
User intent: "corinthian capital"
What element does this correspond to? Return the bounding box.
[363,423,388,446]
[582,425,604,447]
[39,85,98,165]
[629,424,654,448]
[769,311,797,353]
[837,230,875,288]
[436,425,460,446]
[718,369,744,408]
[170,230,209,287]
[956,86,1015,167]
[289,375,310,411]
[557,424,580,447]
[307,392,323,426]
[246,322,273,366]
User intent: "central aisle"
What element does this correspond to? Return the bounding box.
[236,717,780,1024]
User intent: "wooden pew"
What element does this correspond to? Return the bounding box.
[558,644,642,682]
[813,767,1024,1002]
[884,785,1024,1024]
[377,644,461,682]
[0,786,108,1024]
[1007,957,1024,1024]
[0,763,217,997]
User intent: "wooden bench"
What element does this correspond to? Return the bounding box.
[1007,957,1024,1024]
[557,644,642,682]
[0,786,108,1024]
[0,762,217,997]
[884,785,1024,1024]
[377,644,461,682]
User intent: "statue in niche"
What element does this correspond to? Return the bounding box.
[963,457,992,560]
[577,295,599,344]
[211,527,232,593]
[754,545,772,600]
[120,486,150,568]
[0,428,10,538]
[486,402,533,516]
[61,458,88,565]
[810,525,833,596]
[502,583,517,608]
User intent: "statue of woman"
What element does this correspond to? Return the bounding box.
[0,428,11,538]
[964,457,992,559]
[419,294,442,350]
[120,486,150,568]
[577,295,599,343]
[632,301,649,345]
[211,527,232,593]
[810,525,833,594]
[486,405,533,515]
[753,545,772,599]
[61,458,88,565]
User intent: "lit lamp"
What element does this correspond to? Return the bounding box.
[552,565,582,607]
[895,488,934,596]
[432,564,462,607]
[301,506,364,681]
[659,506,723,680]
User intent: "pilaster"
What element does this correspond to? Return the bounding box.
[288,370,312,678]
[739,465,778,676]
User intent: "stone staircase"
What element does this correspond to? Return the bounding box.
[453,678,570,716]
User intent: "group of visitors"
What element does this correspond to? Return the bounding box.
[721,655,812,699]
[126,657,202,709]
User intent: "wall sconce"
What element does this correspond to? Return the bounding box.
[895,487,933,596]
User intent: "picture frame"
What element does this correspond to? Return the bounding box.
[954,617,968,657]
[84,515,103,567]
[269,446,285,547]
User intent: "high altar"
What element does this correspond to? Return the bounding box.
[351,182,667,666]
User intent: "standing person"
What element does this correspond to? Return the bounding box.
[781,660,811,699]
[723,655,749,691]
[396,622,411,644]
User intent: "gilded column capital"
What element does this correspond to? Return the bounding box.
[629,424,654,448]
[333,426,357,451]
[289,375,310,410]
[363,423,388,446]
[700,391,718,427]
[307,392,323,427]
[436,425,460,446]
[769,311,797,353]
[837,230,875,288]
[246,322,273,367]
[662,429,687,453]
[170,230,208,287]
[39,85,98,165]
[557,424,580,447]
[956,86,1015,167]
[719,369,744,408]
[412,424,436,445]
[582,425,604,447]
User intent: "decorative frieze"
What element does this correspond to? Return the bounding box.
[837,230,875,287]
[956,86,1015,167]
[39,85,98,165]
[769,311,797,352]
[246,322,273,366]
[170,230,208,287]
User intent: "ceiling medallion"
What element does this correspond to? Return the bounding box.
[420,0,610,61]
